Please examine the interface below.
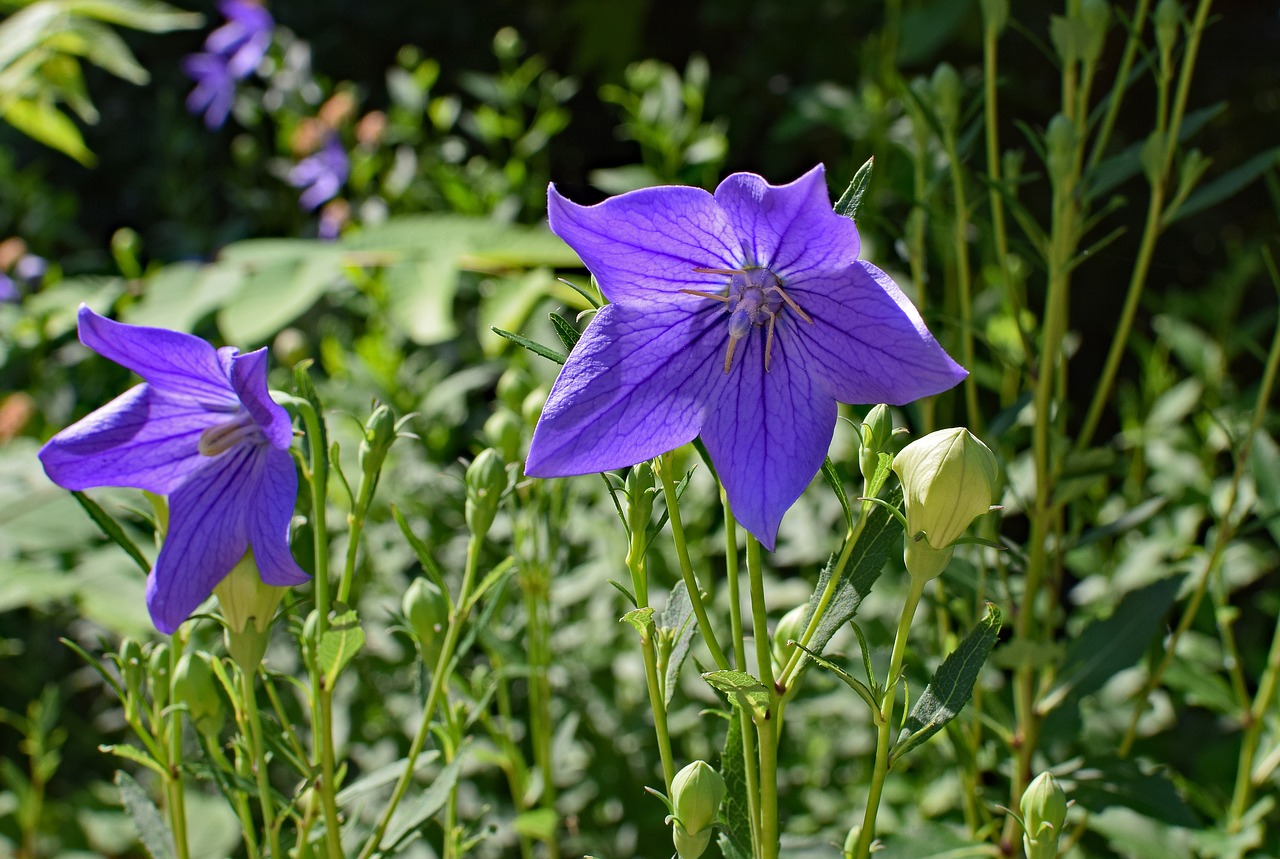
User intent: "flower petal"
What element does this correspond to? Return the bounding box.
[146,446,258,633]
[77,306,238,407]
[700,329,838,550]
[787,262,967,404]
[526,302,726,476]
[248,448,309,585]
[713,165,861,279]
[39,385,221,494]
[548,184,742,305]
[230,348,294,449]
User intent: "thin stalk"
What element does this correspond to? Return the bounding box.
[656,454,730,671]
[358,533,486,859]
[203,733,259,859]
[853,574,927,859]
[1086,0,1152,172]
[625,502,676,791]
[723,496,763,857]
[746,537,779,859]
[165,633,191,859]
[1229,608,1280,826]
[242,667,281,859]
[942,124,980,431]
[337,473,377,604]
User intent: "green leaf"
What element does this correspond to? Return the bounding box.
[382,754,463,849]
[391,504,451,602]
[717,714,753,859]
[655,580,697,708]
[490,326,567,365]
[620,606,655,637]
[291,361,327,461]
[513,807,558,841]
[790,642,878,713]
[702,670,771,719]
[893,604,1003,763]
[318,610,365,687]
[335,752,440,807]
[1071,758,1198,826]
[62,0,203,32]
[385,256,459,345]
[1164,146,1280,226]
[548,311,581,353]
[821,456,854,530]
[71,490,150,574]
[114,770,176,859]
[101,744,167,778]
[834,156,873,221]
[2,96,94,164]
[217,247,344,344]
[1037,575,1184,712]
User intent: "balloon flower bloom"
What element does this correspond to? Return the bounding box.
[526,166,966,548]
[39,306,308,633]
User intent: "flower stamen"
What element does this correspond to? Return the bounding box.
[684,266,814,373]
[199,410,262,456]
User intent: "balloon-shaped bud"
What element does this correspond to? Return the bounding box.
[174,651,225,735]
[858,404,894,484]
[1021,771,1069,859]
[671,760,726,859]
[772,604,807,668]
[403,577,449,665]
[213,550,290,670]
[358,404,397,482]
[465,449,509,536]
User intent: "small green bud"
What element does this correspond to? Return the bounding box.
[493,26,524,60]
[1021,772,1069,859]
[625,462,657,539]
[1154,0,1181,60]
[670,761,725,859]
[148,642,171,708]
[521,387,549,426]
[858,404,893,484]
[119,637,145,698]
[772,604,807,669]
[465,449,509,536]
[1080,0,1110,65]
[483,408,524,464]
[496,368,534,413]
[930,63,962,131]
[174,652,225,735]
[980,0,1008,34]
[892,428,998,582]
[1044,113,1076,186]
[358,404,397,482]
[213,550,291,670]
[402,577,449,665]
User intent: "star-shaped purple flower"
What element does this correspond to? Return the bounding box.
[526,166,967,549]
[182,52,238,129]
[39,306,309,633]
[288,137,350,211]
[205,0,274,79]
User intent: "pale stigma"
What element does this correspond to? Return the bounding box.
[681,266,813,373]
[199,410,262,456]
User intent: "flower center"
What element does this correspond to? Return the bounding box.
[198,409,264,456]
[682,266,813,372]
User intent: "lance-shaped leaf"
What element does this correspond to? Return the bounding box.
[834,156,874,221]
[115,770,177,859]
[703,670,772,720]
[655,580,697,707]
[717,714,753,859]
[892,603,1002,764]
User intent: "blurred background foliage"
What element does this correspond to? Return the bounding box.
[2,0,1280,857]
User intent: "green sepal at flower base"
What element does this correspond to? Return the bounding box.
[214,549,290,671]
[670,760,726,859]
[891,427,998,582]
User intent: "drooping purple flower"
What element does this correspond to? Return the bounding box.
[183,51,238,129]
[526,166,967,549]
[39,306,309,633]
[205,0,274,79]
[288,137,349,211]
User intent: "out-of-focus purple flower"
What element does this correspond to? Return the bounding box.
[39,306,309,633]
[183,51,239,129]
[0,274,17,303]
[526,166,967,549]
[205,0,274,79]
[182,0,274,129]
[14,254,47,285]
[288,137,349,211]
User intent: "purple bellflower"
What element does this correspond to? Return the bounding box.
[0,273,17,303]
[183,0,274,129]
[288,136,349,211]
[39,306,309,633]
[526,166,967,549]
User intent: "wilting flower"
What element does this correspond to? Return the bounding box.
[288,137,349,211]
[182,0,274,129]
[526,166,966,548]
[39,306,308,633]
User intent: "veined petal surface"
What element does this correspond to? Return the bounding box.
[230,348,294,449]
[248,449,309,585]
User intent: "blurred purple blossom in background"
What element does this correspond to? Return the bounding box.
[289,136,350,212]
[38,306,309,633]
[14,254,47,284]
[183,0,274,129]
[0,274,16,303]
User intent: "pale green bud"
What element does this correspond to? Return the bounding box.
[772,604,807,668]
[174,652,225,735]
[1044,114,1076,186]
[892,428,998,582]
[858,404,893,484]
[496,368,534,413]
[931,63,962,131]
[358,404,397,483]
[118,637,145,699]
[980,0,1008,35]
[483,408,524,464]
[465,449,509,536]
[148,642,171,708]
[625,462,657,539]
[1021,772,1069,859]
[213,551,290,670]
[671,761,725,859]
[1080,0,1110,65]
[402,577,449,665]
[1155,0,1181,60]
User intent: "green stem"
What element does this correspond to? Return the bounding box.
[337,473,376,604]
[746,537,780,859]
[358,532,486,859]
[166,633,191,859]
[942,124,980,432]
[1086,0,1152,172]
[656,454,730,671]
[854,575,927,859]
[723,496,763,857]
[241,667,281,859]
[201,734,259,859]
[1229,607,1280,827]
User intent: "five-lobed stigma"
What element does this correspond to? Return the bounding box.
[681,266,813,373]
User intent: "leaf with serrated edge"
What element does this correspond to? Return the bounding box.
[115,770,176,859]
[718,714,753,858]
[703,670,771,719]
[318,610,365,686]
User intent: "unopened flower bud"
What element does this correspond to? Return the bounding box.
[858,404,893,484]
[980,0,1009,34]
[497,368,534,413]
[1045,114,1076,186]
[892,428,998,582]
[213,551,290,670]
[174,652,226,735]
[402,577,449,665]
[930,63,962,131]
[118,637,145,696]
[1021,772,1069,859]
[148,643,171,708]
[521,387,549,426]
[772,604,807,668]
[671,761,725,859]
[358,404,397,481]
[465,449,508,536]
[484,408,524,464]
[625,462,657,539]
[1154,0,1181,59]
[1080,0,1110,65]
